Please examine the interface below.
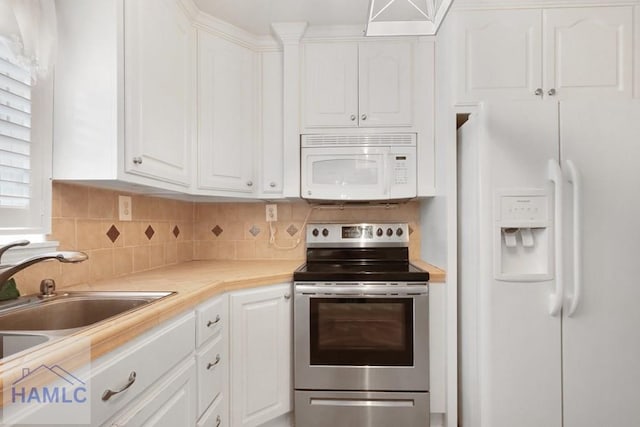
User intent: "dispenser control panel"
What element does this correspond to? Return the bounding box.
[498,195,548,225]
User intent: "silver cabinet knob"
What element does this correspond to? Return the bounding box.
[132,157,143,165]
[361,114,367,121]
[284,293,291,300]
[534,88,543,96]
[350,114,356,121]
[547,88,556,96]
[269,182,276,188]
[246,181,253,187]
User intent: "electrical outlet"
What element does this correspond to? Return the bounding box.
[266,204,277,222]
[119,195,132,221]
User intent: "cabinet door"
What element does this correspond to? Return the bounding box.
[260,51,284,195]
[124,0,193,186]
[456,9,542,102]
[104,358,197,427]
[358,41,413,127]
[543,7,632,100]
[198,30,256,193]
[230,283,292,427]
[302,42,359,128]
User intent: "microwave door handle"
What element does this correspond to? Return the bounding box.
[383,150,390,196]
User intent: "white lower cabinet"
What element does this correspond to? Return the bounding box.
[91,312,196,426]
[229,283,292,427]
[103,359,197,427]
[195,294,230,426]
[197,394,226,427]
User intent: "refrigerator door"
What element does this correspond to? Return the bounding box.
[560,101,640,427]
[459,102,562,427]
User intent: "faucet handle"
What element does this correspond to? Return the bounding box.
[0,240,29,263]
[40,278,56,297]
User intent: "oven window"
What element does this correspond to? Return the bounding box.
[310,298,413,366]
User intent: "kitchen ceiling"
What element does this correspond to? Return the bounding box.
[193,0,373,35]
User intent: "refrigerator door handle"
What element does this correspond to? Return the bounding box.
[548,159,564,316]
[565,159,582,317]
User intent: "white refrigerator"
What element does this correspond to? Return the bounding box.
[458,100,640,427]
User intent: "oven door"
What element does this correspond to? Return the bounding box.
[294,282,429,391]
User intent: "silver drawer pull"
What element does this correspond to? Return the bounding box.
[207,315,221,327]
[216,415,221,427]
[207,354,221,370]
[102,371,136,401]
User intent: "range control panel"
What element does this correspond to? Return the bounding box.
[306,223,409,247]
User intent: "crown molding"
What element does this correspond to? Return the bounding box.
[452,0,639,10]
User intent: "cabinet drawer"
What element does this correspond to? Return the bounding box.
[102,357,197,426]
[197,393,226,427]
[90,312,196,426]
[196,294,227,347]
[197,333,226,416]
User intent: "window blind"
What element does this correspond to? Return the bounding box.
[0,42,31,210]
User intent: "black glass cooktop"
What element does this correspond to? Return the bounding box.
[294,246,429,282]
[293,262,429,282]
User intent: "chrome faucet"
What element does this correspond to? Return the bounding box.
[0,242,88,292]
[0,240,29,267]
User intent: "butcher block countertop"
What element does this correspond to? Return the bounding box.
[0,259,445,395]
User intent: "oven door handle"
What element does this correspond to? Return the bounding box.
[310,398,416,408]
[295,284,428,296]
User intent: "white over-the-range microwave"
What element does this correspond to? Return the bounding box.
[300,133,417,202]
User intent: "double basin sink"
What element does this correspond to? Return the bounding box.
[0,291,174,359]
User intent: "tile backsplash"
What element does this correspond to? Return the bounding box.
[11,183,421,295]
[193,201,421,262]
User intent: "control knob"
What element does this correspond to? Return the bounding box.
[386,228,393,237]
[312,228,319,237]
[396,228,404,236]
[376,228,383,237]
[322,228,329,237]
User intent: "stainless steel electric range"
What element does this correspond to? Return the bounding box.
[293,223,430,427]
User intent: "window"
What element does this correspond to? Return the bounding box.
[0,44,32,210]
[0,40,52,237]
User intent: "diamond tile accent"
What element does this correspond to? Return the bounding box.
[212,225,223,237]
[145,225,155,240]
[249,225,261,237]
[409,225,414,235]
[286,224,299,236]
[172,225,180,238]
[106,225,120,243]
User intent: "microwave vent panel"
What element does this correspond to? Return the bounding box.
[301,133,416,147]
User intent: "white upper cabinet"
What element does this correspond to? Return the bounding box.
[456,9,542,101]
[260,51,285,196]
[302,40,414,130]
[456,6,633,102]
[543,7,632,100]
[124,0,194,186]
[53,0,194,191]
[358,42,413,127]
[197,29,257,194]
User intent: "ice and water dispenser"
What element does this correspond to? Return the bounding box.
[494,190,552,281]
